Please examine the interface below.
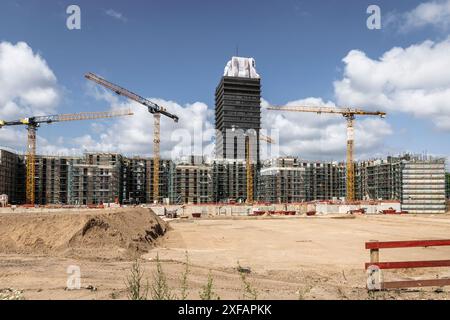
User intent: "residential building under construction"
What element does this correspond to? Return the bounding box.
[446,173,450,200]
[0,148,445,213]
[169,156,212,204]
[0,149,25,204]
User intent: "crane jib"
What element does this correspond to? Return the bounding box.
[85,72,179,122]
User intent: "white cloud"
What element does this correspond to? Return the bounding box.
[0,41,60,120]
[385,0,450,32]
[0,41,60,153]
[0,127,27,151]
[105,9,127,22]
[334,38,450,130]
[401,0,450,31]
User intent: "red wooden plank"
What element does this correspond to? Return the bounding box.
[381,278,450,290]
[366,239,450,250]
[365,259,450,270]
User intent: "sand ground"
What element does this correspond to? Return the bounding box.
[2,210,450,300]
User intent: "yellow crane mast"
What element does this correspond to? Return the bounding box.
[0,109,134,204]
[231,125,275,204]
[266,105,386,202]
[247,132,275,204]
[85,73,179,204]
[246,136,253,204]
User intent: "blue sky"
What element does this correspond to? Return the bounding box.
[0,0,449,164]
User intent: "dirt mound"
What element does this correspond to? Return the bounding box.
[0,208,167,260]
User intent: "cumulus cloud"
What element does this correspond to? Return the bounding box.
[0,127,27,152]
[0,41,61,153]
[0,41,60,120]
[404,0,450,30]
[334,38,450,130]
[261,98,392,161]
[386,0,450,32]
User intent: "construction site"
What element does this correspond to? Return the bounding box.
[1,56,450,300]
[0,59,447,214]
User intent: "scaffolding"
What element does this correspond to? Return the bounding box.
[122,157,147,205]
[212,159,257,203]
[68,153,122,205]
[401,157,446,214]
[0,148,446,211]
[259,158,307,203]
[145,159,170,204]
[169,161,212,204]
[258,158,346,203]
[0,150,24,204]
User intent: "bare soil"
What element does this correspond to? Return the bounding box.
[0,208,167,260]
[1,209,450,300]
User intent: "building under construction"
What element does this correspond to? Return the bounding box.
[0,149,446,212]
[211,159,258,203]
[215,57,261,164]
[0,149,25,204]
[259,157,307,203]
[257,155,446,213]
[446,173,450,200]
[122,158,171,204]
[259,158,346,203]
[169,156,212,204]
[34,155,76,205]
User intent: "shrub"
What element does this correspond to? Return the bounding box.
[151,253,173,300]
[125,259,149,300]
[237,261,258,300]
[199,271,219,300]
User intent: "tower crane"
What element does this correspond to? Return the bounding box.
[231,125,275,204]
[266,105,386,202]
[0,109,134,204]
[85,73,179,204]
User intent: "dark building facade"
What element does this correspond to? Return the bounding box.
[258,158,346,203]
[215,57,261,163]
[122,157,147,204]
[446,173,450,200]
[214,57,261,202]
[0,149,25,204]
[212,159,257,203]
[68,153,123,205]
[169,157,213,204]
[34,155,76,205]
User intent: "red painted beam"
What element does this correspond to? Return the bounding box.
[381,278,450,289]
[366,239,450,250]
[365,259,450,270]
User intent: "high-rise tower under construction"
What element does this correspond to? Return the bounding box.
[215,57,261,162]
